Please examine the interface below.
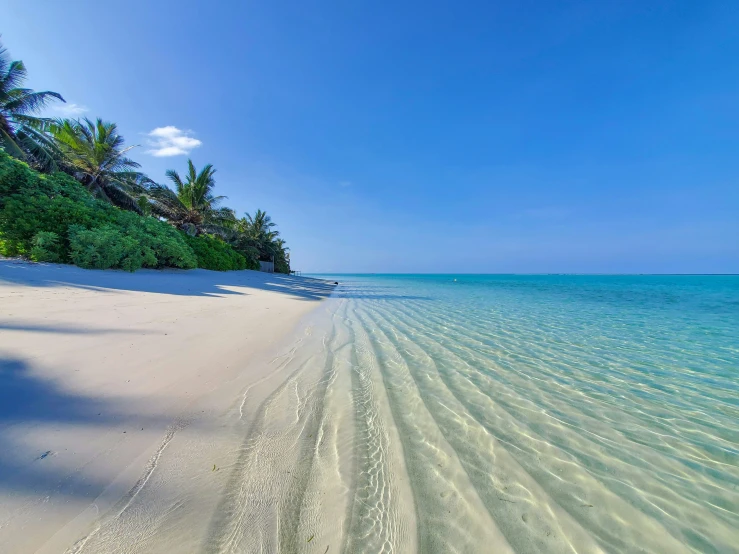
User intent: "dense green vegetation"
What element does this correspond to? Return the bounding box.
[0,151,198,270]
[0,41,291,273]
[183,234,257,272]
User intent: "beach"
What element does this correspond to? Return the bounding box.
[1,265,737,553]
[0,260,335,553]
[3,2,737,551]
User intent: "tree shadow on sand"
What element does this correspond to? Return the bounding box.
[0,260,336,300]
[0,355,166,498]
[0,322,162,335]
[0,260,431,301]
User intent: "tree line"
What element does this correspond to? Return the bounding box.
[0,41,290,273]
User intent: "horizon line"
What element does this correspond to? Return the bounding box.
[303,272,739,276]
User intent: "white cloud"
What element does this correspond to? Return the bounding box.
[339,180,353,187]
[52,103,88,116]
[146,126,202,157]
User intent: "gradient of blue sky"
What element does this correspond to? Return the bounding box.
[4,0,738,273]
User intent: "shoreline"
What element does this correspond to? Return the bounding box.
[0,260,335,553]
[2,265,735,552]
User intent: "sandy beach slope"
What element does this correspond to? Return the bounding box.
[0,259,335,553]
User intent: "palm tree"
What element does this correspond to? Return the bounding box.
[147,159,235,235]
[272,237,291,274]
[0,41,65,170]
[50,118,150,212]
[238,209,281,260]
[236,209,290,271]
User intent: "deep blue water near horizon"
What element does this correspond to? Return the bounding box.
[307,274,738,552]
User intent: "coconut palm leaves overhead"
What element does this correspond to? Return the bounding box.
[147,159,236,235]
[50,118,150,212]
[0,41,65,170]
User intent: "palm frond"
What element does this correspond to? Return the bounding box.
[0,127,25,158]
[14,124,63,172]
[11,113,55,127]
[146,182,190,220]
[0,43,10,77]
[166,169,185,194]
[4,90,65,114]
[0,44,65,168]
[2,60,28,91]
[103,183,143,214]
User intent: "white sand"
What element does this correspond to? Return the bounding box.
[0,260,336,553]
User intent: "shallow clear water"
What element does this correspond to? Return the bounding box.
[311,274,739,553]
[66,274,738,552]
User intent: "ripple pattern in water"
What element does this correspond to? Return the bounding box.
[309,274,739,553]
[53,275,739,553]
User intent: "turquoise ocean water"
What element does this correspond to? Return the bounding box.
[310,274,738,552]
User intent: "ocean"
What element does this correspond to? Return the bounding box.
[301,274,739,553]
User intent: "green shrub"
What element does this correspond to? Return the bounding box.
[0,151,197,271]
[67,222,197,272]
[0,165,108,258]
[30,231,63,263]
[182,233,248,271]
[0,149,40,198]
[103,211,197,270]
[68,225,131,270]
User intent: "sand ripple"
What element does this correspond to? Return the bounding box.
[63,275,739,553]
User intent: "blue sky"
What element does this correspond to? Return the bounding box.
[5,0,739,273]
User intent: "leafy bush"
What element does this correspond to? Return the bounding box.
[66,219,198,272]
[68,225,134,270]
[30,231,62,262]
[0,160,108,257]
[105,211,197,270]
[182,233,250,271]
[0,151,197,270]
